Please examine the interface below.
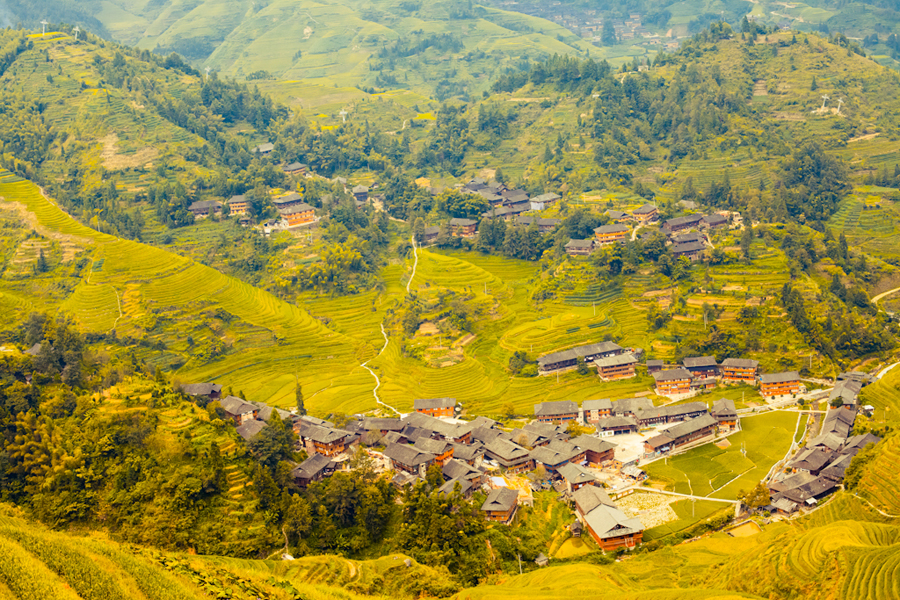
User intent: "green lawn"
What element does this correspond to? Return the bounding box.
[644,410,800,499]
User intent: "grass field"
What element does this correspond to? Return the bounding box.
[644,410,800,499]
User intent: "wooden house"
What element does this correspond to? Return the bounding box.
[423,225,440,244]
[682,356,718,378]
[291,454,336,487]
[235,419,267,441]
[565,239,594,256]
[413,437,454,466]
[582,398,613,423]
[296,424,350,457]
[671,241,706,261]
[652,368,694,397]
[711,398,738,431]
[515,216,561,233]
[759,371,801,397]
[282,162,307,175]
[413,397,457,418]
[596,416,638,436]
[481,487,519,524]
[661,214,703,233]
[721,358,759,383]
[537,341,624,373]
[352,185,369,202]
[570,435,616,466]
[643,414,717,456]
[449,218,478,237]
[383,442,435,476]
[632,204,658,223]
[530,192,561,211]
[593,224,629,246]
[528,440,584,474]
[594,353,637,380]
[253,142,274,154]
[219,396,259,426]
[227,195,249,216]
[483,438,533,473]
[557,462,597,493]
[534,400,579,423]
[607,210,633,223]
[701,214,728,229]
[646,359,664,374]
[181,382,222,402]
[188,200,222,218]
[572,486,643,551]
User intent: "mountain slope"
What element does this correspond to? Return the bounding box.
[0,169,373,412]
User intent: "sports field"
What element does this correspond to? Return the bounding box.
[644,410,801,499]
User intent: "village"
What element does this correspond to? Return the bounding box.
[181,346,882,557]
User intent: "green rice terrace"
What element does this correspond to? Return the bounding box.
[0,169,841,419]
[2,440,899,600]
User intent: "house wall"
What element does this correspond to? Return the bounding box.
[594,231,627,245]
[585,408,612,423]
[284,209,315,226]
[416,406,455,417]
[723,367,757,382]
[536,412,578,423]
[760,381,800,396]
[655,379,692,395]
[484,506,517,523]
[598,363,635,380]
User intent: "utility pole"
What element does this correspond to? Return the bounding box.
[41,20,49,36]
[836,97,844,114]
[820,94,829,110]
[205,66,211,80]
[517,553,523,575]
[73,26,80,41]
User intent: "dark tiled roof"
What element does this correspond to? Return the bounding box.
[721,358,759,369]
[236,419,267,441]
[182,382,222,396]
[683,356,717,368]
[594,224,629,234]
[534,400,579,417]
[414,397,457,411]
[383,442,435,467]
[759,371,801,384]
[653,368,693,382]
[481,487,518,512]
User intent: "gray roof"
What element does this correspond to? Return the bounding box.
[352,185,369,193]
[297,424,348,444]
[582,398,612,411]
[596,416,637,430]
[683,356,717,368]
[188,200,222,211]
[672,241,706,254]
[413,397,457,411]
[254,142,274,153]
[534,400,579,417]
[557,463,597,486]
[220,395,258,416]
[442,458,482,481]
[593,224,629,234]
[292,453,334,479]
[653,368,693,382]
[572,485,615,515]
[279,203,315,215]
[481,487,518,512]
[721,358,759,369]
[583,504,643,540]
[529,441,580,466]
[252,402,294,422]
[661,414,717,440]
[235,419,267,441]
[414,437,452,455]
[612,397,654,415]
[711,398,737,418]
[483,438,530,462]
[702,214,728,225]
[272,192,302,204]
[663,214,703,228]
[451,442,483,462]
[403,412,472,439]
[594,353,637,368]
[361,417,405,432]
[450,218,477,226]
[565,238,594,249]
[438,477,472,496]
[570,435,616,454]
[632,204,657,215]
[516,216,561,227]
[182,382,222,396]
[759,371,801,384]
[538,341,623,367]
[383,442,435,467]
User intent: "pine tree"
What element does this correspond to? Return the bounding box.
[35,249,48,273]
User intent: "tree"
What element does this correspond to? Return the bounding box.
[576,356,590,375]
[738,482,770,509]
[740,226,753,260]
[810,75,817,91]
[35,249,48,273]
[601,20,617,45]
[413,217,426,243]
[295,382,306,415]
[249,413,296,470]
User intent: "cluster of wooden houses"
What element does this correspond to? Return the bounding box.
[650,357,802,400]
[564,204,731,259]
[461,178,561,218]
[536,341,642,380]
[766,378,879,515]
[533,397,738,457]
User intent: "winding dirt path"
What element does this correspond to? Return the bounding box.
[407,236,418,294]
[361,323,400,415]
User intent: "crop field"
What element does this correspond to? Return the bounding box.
[644,410,800,499]
[859,366,900,424]
[641,497,730,541]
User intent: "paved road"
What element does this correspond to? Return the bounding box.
[872,286,900,315]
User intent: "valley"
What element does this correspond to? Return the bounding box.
[0,7,898,600]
